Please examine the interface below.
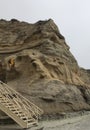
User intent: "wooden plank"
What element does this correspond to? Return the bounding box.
[0,82,43,128]
[0,103,27,128]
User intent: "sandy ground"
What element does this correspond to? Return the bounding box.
[40,114,90,130]
[0,113,90,130]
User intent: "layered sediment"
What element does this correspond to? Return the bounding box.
[0,19,90,117]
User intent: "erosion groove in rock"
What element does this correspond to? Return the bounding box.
[0,19,90,118]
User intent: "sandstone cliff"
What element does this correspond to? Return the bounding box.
[0,19,90,117]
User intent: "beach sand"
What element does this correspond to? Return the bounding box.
[0,112,90,130]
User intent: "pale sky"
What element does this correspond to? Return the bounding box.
[0,0,90,69]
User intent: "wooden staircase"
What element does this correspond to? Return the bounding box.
[0,81,43,128]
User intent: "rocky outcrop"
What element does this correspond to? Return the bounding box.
[0,19,90,117]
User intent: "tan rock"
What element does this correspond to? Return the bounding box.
[0,19,90,117]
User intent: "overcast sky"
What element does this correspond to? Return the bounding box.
[0,0,90,69]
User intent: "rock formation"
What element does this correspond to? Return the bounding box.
[0,19,90,117]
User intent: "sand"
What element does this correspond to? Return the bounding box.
[40,114,90,130]
[0,112,90,130]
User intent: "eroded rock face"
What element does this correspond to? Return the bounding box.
[0,19,90,117]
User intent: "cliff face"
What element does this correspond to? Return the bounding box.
[0,19,90,116]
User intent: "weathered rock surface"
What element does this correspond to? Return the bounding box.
[0,19,90,117]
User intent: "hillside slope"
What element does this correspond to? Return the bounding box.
[0,19,90,117]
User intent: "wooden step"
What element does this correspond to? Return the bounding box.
[27,121,38,127]
[0,81,43,128]
[25,118,36,123]
[13,110,23,114]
